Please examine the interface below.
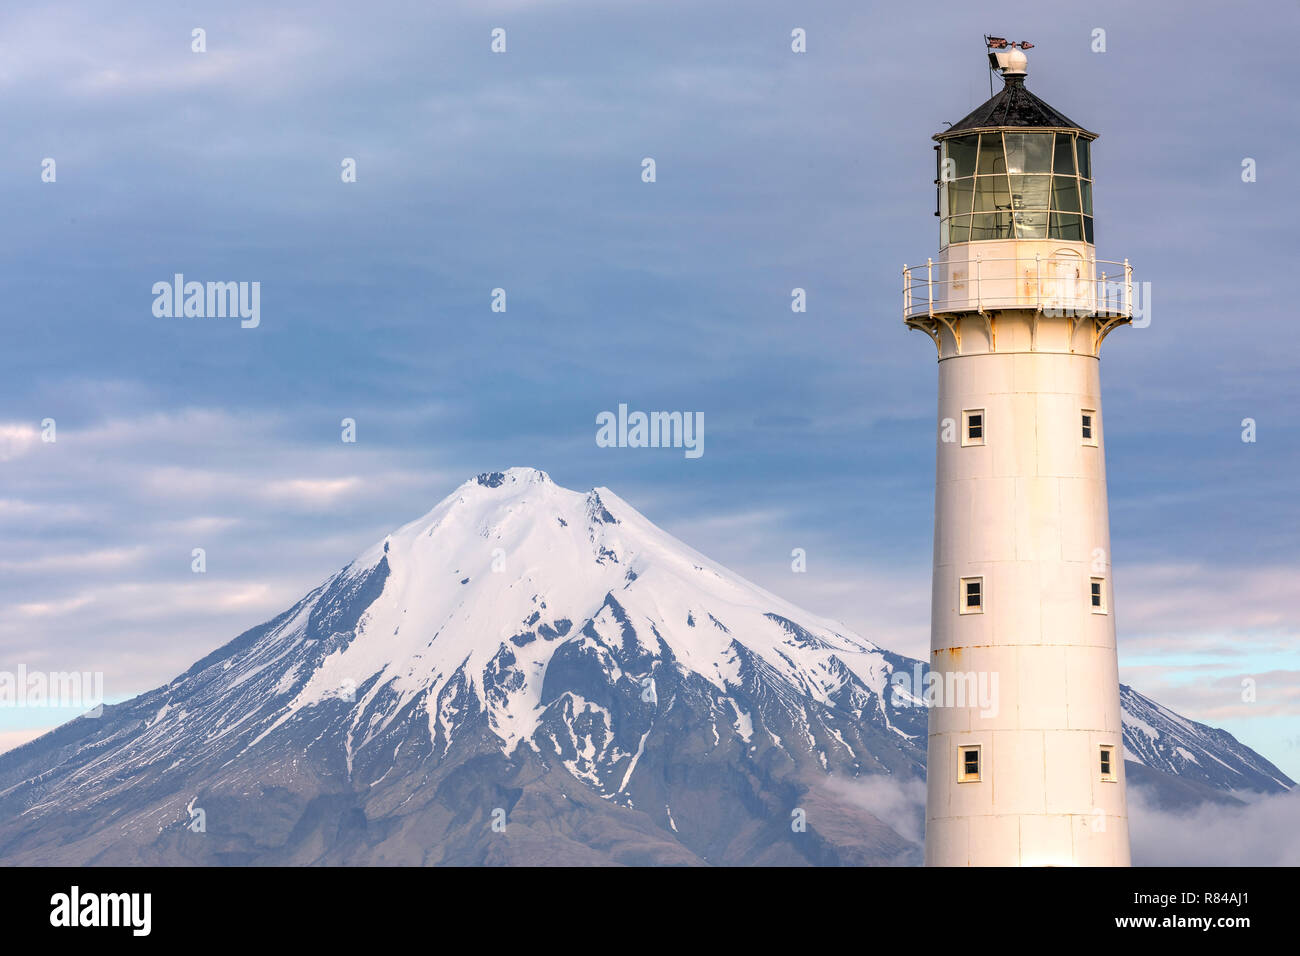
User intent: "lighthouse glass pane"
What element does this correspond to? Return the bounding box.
[973,175,1011,213]
[976,133,1006,174]
[1010,175,1050,209]
[947,215,971,244]
[1004,133,1051,174]
[1050,213,1084,240]
[1083,216,1094,243]
[947,178,974,217]
[945,136,979,179]
[1076,138,1092,179]
[1052,175,1080,213]
[1011,171,1050,240]
[1053,133,1076,176]
[1080,180,1093,216]
[1013,211,1048,239]
[970,213,1012,240]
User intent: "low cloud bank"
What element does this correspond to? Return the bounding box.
[823,774,1299,866]
[822,775,927,847]
[1129,785,1300,866]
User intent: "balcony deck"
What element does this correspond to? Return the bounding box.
[903,254,1132,321]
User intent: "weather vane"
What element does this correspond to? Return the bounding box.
[983,35,1035,92]
[984,36,1034,50]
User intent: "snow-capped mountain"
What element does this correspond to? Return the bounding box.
[0,468,1290,865]
[1119,684,1293,798]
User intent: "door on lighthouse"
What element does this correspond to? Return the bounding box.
[1042,247,1085,314]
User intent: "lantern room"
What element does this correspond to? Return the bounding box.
[937,128,1094,247]
[903,44,1133,327]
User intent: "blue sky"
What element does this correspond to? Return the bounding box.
[2,0,1298,777]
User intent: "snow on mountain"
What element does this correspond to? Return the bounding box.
[255,466,900,769]
[0,467,1289,865]
[1119,684,1293,793]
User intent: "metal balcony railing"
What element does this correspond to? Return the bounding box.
[902,254,1133,320]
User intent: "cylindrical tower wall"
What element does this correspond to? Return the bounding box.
[923,310,1130,867]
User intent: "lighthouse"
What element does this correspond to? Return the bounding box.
[904,40,1133,866]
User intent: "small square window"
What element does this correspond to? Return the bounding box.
[960,576,984,614]
[1090,577,1107,614]
[1099,745,1117,782]
[962,409,985,446]
[1081,409,1098,445]
[958,745,981,783]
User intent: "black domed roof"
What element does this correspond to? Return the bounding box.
[935,75,1095,141]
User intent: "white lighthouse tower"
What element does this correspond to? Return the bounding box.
[904,40,1134,866]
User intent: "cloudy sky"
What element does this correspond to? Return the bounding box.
[2,0,1297,778]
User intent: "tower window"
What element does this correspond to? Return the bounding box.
[1081,409,1097,445]
[1090,577,1107,614]
[958,745,981,783]
[1099,745,1117,782]
[962,409,985,446]
[960,576,984,614]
